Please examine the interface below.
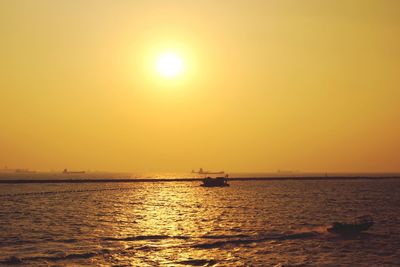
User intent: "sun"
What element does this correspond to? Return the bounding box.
[156,52,184,78]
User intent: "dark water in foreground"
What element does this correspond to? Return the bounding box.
[0,180,399,266]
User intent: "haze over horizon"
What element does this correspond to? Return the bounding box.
[1,1,399,173]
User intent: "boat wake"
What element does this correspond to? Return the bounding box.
[291,225,331,235]
[193,231,321,249]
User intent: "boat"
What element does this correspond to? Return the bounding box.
[192,168,224,175]
[201,176,229,187]
[327,215,374,235]
[63,169,85,174]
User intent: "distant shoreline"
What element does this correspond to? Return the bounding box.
[1,176,400,184]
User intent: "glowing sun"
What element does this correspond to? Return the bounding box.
[156,52,184,78]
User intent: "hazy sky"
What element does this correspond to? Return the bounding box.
[1,1,399,172]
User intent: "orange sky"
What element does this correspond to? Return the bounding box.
[0,1,399,172]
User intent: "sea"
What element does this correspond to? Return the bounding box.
[0,172,399,266]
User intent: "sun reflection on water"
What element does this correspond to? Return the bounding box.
[2,180,398,266]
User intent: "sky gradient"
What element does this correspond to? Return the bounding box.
[1,1,399,172]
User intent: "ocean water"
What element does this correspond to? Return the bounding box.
[0,179,399,266]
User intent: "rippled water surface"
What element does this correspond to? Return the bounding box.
[1,179,399,266]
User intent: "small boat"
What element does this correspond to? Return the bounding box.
[201,176,229,187]
[327,215,373,235]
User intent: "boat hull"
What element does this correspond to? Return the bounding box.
[200,184,230,187]
[201,177,229,187]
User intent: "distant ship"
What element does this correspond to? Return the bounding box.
[192,168,224,175]
[63,169,85,174]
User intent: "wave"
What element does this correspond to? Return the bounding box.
[103,231,322,249]
[103,235,190,242]
[104,233,256,243]
[0,256,23,265]
[200,234,251,239]
[99,231,322,249]
[1,253,219,266]
[176,259,218,266]
[0,230,325,264]
[193,231,320,249]
[0,237,80,248]
[0,252,99,265]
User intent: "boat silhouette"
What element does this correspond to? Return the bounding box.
[192,168,224,175]
[327,215,373,235]
[201,176,229,187]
